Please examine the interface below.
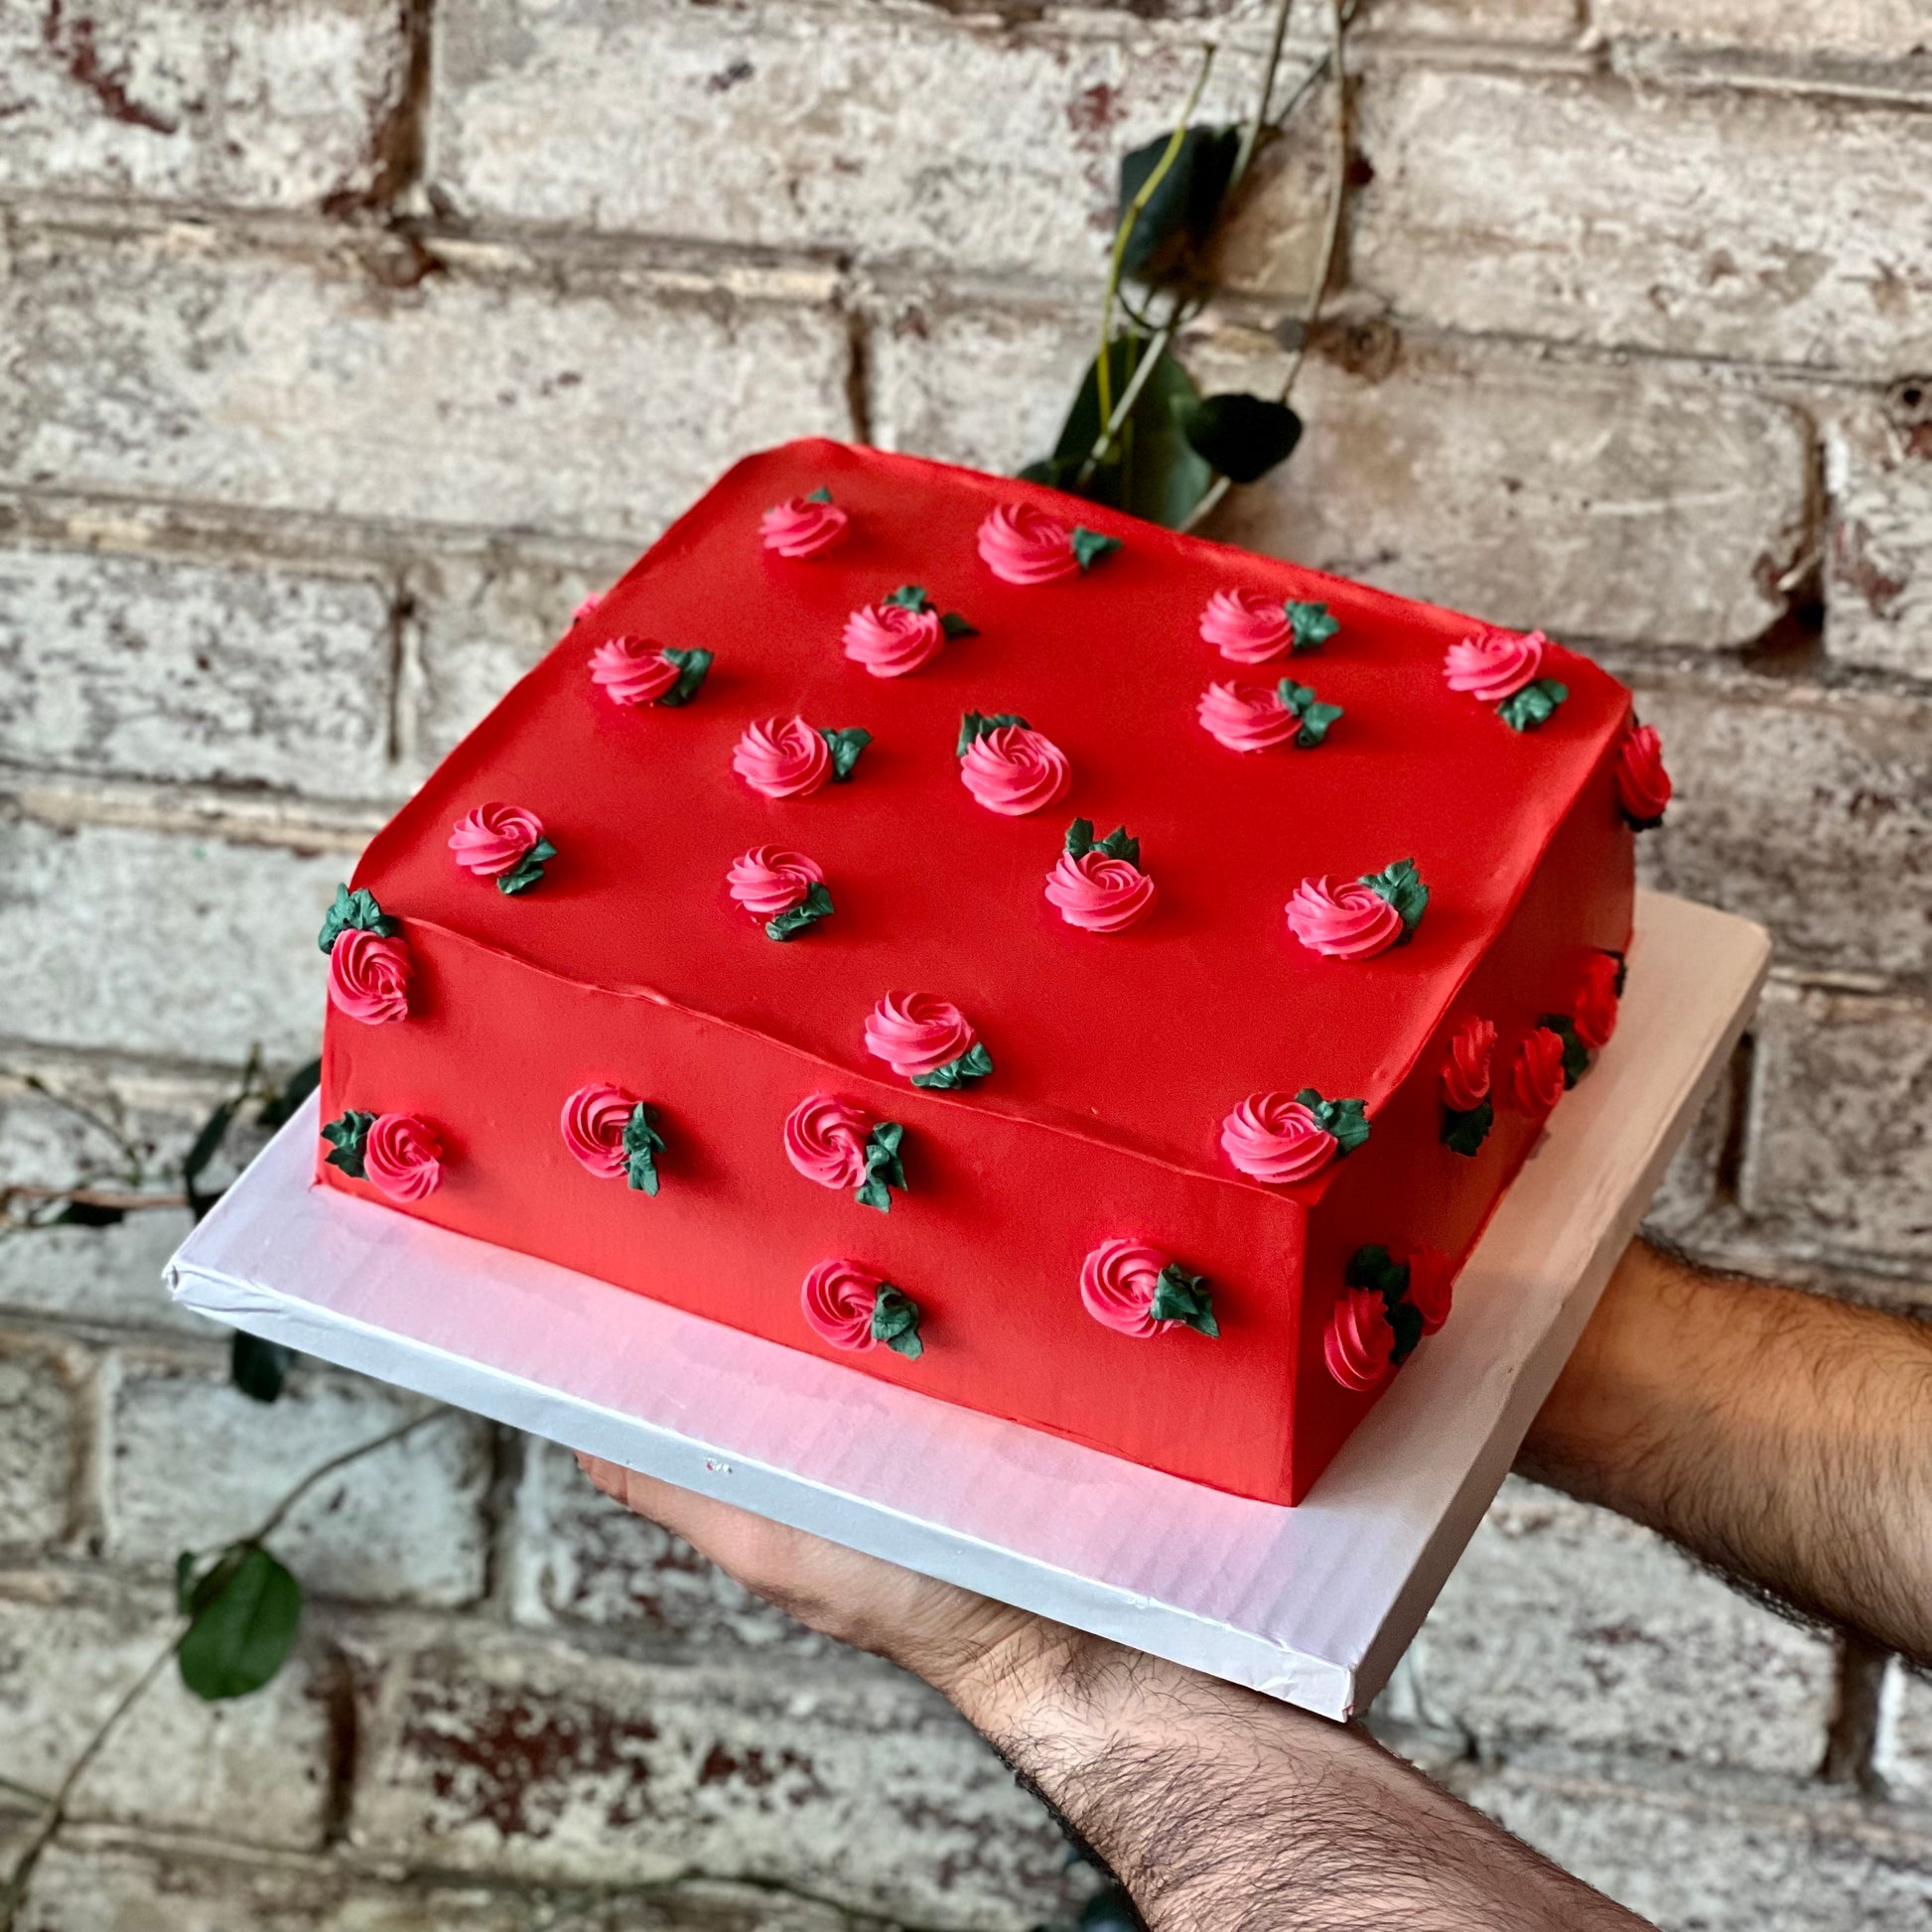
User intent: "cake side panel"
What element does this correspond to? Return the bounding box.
[317,925,1309,1501]
[1285,726,1638,1502]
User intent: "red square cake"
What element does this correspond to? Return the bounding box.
[314,438,1669,1504]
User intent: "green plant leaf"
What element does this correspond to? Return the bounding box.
[230,1331,292,1404]
[1117,124,1240,281]
[1046,334,1213,529]
[1359,858,1429,938]
[177,1544,304,1701]
[55,1198,126,1227]
[1442,1097,1494,1157]
[317,884,399,954]
[622,1103,665,1194]
[1178,393,1304,484]
[1497,678,1569,732]
[495,838,557,896]
[910,1041,994,1090]
[1149,1263,1219,1337]
[320,1110,374,1181]
[957,711,1030,758]
[1287,601,1340,652]
[765,881,835,942]
[819,727,871,780]
[657,646,712,707]
[256,1058,322,1131]
[871,1285,924,1359]
[182,1096,239,1217]
[1295,1088,1371,1156]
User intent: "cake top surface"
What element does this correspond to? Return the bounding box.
[354,438,1631,1183]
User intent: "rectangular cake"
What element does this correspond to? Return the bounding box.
[314,438,1663,1505]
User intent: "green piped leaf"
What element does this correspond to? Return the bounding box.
[1346,1243,1411,1304]
[910,1041,993,1091]
[1540,1014,1592,1089]
[1094,824,1141,866]
[622,1103,666,1195]
[1276,680,1342,748]
[940,612,978,639]
[854,1121,906,1213]
[317,884,398,954]
[1064,817,1095,859]
[765,881,834,942]
[1071,527,1121,572]
[320,1110,374,1179]
[1387,1297,1425,1365]
[1149,1263,1219,1338]
[957,711,1030,758]
[1443,1096,1494,1158]
[1498,678,1569,732]
[1287,601,1340,652]
[885,585,931,611]
[1294,1088,1371,1156]
[657,647,712,707]
[496,837,557,897]
[871,1285,923,1359]
[804,485,833,504]
[1360,857,1429,939]
[819,728,871,781]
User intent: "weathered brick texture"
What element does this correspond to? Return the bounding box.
[1826,388,1932,679]
[0,1338,83,1555]
[1877,1662,1932,1799]
[1592,0,1931,61]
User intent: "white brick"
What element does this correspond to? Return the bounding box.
[509,1438,823,1652]
[0,540,396,795]
[1594,0,1930,61]
[1876,1660,1932,1800]
[105,1356,491,1608]
[1460,1764,1932,1931]
[0,227,854,541]
[0,814,338,1064]
[1825,392,1932,679]
[0,1338,80,1553]
[0,0,407,209]
[1628,675,1932,981]
[1410,1478,1837,1773]
[0,1569,332,1849]
[1742,986,1932,1265]
[349,1628,1078,1925]
[1353,69,1932,370]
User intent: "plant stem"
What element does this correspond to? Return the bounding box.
[1231,0,1296,191]
[18,1074,146,1187]
[1095,41,1216,437]
[247,1408,446,1546]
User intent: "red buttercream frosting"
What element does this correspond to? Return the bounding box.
[1198,588,1293,664]
[560,1081,637,1180]
[1572,952,1621,1051]
[327,927,412,1025]
[1324,1287,1395,1391]
[1196,680,1298,753]
[1285,877,1405,960]
[1616,723,1673,824]
[864,993,978,1080]
[1079,1238,1170,1338]
[760,495,849,558]
[959,725,1070,816]
[727,845,823,920]
[1441,1016,1497,1110]
[1512,1027,1569,1113]
[733,717,831,799]
[448,802,545,878]
[1406,1247,1453,1335]
[843,601,945,678]
[1445,627,1546,703]
[1219,1093,1336,1184]
[571,592,602,625]
[1043,850,1157,933]
[782,1095,873,1192]
[362,1113,443,1201]
[976,503,1079,585]
[801,1257,884,1350]
[590,635,681,706]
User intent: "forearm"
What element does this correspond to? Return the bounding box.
[1520,1238,1932,1664]
[951,1632,1649,1932]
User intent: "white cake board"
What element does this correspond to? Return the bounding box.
[167,890,1767,1721]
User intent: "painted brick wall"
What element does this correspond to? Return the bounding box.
[1,1,1928,1925]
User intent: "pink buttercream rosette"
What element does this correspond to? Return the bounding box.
[1219,1092,1336,1184]
[1198,588,1293,663]
[1285,877,1405,960]
[1441,1016,1497,1111]
[959,724,1070,816]
[782,1095,873,1192]
[362,1114,443,1202]
[1043,850,1157,933]
[976,502,1080,585]
[449,802,546,879]
[327,927,412,1025]
[560,1082,638,1180]
[760,494,849,559]
[843,602,944,678]
[1444,627,1545,703]
[799,1257,886,1351]
[733,717,831,799]
[1078,1239,1171,1338]
[1197,680,1299,753]
[727,846,823,920]
[1324,1287,1395,1392]
[590,635,682,706]
[863,993,977,1080]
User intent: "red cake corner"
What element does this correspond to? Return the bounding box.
[312,437,1659,1505]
